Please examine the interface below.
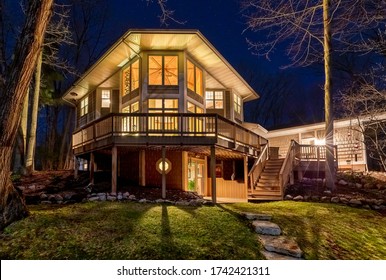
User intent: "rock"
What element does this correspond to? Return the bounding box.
[55,194,63,201]
[362,205,371,210]
[371,205,381,210]
[107,195,116,201]
[303,195,310,201]
[380,205,386,210]
[48,195,56,202]
[340,197,349,204]
[241,212,272,221]
[284,195,293,200]
[203,201,214,206]
[40,193,48,200]
[323,190,332,195]
[311,196,320,202]
[338,180,348,186]
[40,200,52,204]
[64,193,73,200]
[155,199,165,203]
[321,196,330,202]
[258,235,303,258]
[375,199,384,206]
[128,195,136,200]
[88,196,100,202]
[262,250,302,260]
[355,183,363,189]
[189,200,202,206]
[175,200,190,206]
[28,185,37,191]
[252,220,281,236]
[123,192,130,199]
[331,197,340,203]
[99,195,106,201]
[138,199,147,203]
[117,194,123,200]
[97,192,105,196]
[293,195,304,201]
[164,200,175,205]
[349,199,362,207]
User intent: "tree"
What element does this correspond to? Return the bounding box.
[0,0,54,230]
[241,0,386,190]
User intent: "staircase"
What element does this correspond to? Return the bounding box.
[250,159,284,200]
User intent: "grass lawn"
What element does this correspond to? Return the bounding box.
[224,201,386,260]
[1,201,385,260]
[0,202,263,260]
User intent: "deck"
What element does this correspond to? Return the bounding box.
[72,113,266,157]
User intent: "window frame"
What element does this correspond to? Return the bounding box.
[234,94,242,114]
[186,59,203,96]
[80,96,88,117]
[101,89,111,108]
[148,55,179,86]
[205,90,224,109]
[122,59,140,96]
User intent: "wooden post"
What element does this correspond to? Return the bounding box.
[139,150,146,187]
[210,146,216,204]
[74,155,78,179]
[244,155,248,199]
[90,152,95,184]
[162,146,166,199]
[297,168,303,181]
[112,146,117,194]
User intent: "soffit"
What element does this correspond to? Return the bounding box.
[63,30,258,103]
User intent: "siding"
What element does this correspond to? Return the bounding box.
[269,134,300,158]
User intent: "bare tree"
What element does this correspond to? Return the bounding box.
[0,0,54,230]
[241,0,386,190]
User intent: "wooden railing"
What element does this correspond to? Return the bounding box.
[295,144,338,161]
[72,113,266,155]
[248,144,269,190]
[279,140,298,198]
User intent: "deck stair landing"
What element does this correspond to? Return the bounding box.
[250,159,284,200]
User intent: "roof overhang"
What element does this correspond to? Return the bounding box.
[63,29,259,103]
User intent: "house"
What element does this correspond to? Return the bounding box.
[63,29,269,203]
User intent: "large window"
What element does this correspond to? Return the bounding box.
[187,102,204,133]
[101,90,110,108]
[148,99,178,131]
[122,102,139,133]
[205,90,223,109]
[187,59,203,96]
[80,97,88,116]
[122,60,139,96]
[234,94,241,114]
[148,55,178,85]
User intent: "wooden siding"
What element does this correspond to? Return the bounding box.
[269,134,300,158]
[119,151,140,183]
[77,90,96,128]
[207,178,247,200]
[335,126,365,165]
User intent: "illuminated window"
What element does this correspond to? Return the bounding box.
[205,90,223,109]
[149,55,178,86]
[234,94,241,114]
[148,99,178,131]
[122,60,139,96]
[80,97,88,116]
[187,102,204,133]
[101,90,110,108]
[122,101,139,113]
[122,101,139,133]
[187,59,203,96]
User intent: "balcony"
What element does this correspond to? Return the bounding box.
[72,113,265,157]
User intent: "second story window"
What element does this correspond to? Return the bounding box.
[80,97,88,116]
[122,60,139,96]
[101,90,111,108]
[149,55,178,86]
[205,90,223,109]
[187,60,203,96]
[122,101,139,113]
[234,94,241,114]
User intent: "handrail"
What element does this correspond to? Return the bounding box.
[279,140,298,198]
[248,144,269,190]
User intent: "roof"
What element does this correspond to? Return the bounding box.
[63,29,259,103]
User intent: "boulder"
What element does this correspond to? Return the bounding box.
[321,196,330,203]
[331,197,340,203]
[340,197,349,204]
[355,183,363,189]
[293,195,304,201]
[241,212,272,221]
[311,196,320,202]
[338,180,348,186]
[349,199,362,207]
[284,195,293,200]
[88,196,100,202]
[258,235,303,258]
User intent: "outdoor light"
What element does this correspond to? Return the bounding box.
[314,138,326,145]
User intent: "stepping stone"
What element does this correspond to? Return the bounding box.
[252,220,281,235]
[258,235,303,258]
[241,212,272,221]
[261,250,302,260]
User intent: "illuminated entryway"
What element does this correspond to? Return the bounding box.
[188,157,205,195]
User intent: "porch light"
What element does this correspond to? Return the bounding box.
[314,138,326,145]
[156,158,172,174]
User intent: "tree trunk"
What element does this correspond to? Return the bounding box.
[25,50,43,174]
[19,89,30,174]
[323,0,336,191]
[58,107,73,170]
[0,0,53,230]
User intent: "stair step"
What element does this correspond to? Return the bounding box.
[252,221,281,235]
[257,182,279,187]
[262,250,303,260]
[241,212,272,221]
[258,235,303,258]
[260,175,279,180]
[258,178,279,184]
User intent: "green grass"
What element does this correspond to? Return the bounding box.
[0,202,263,260]
[224,201,386,260]
[1,201,385,260]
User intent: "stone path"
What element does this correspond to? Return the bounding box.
[241,212,303,260]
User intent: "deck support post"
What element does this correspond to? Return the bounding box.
[139,150,146,187]
[210,145,216,204]
[244,155,248,199]
[74,156,78,179]
[90,152,95,184]
[290,171,294,185]
[297,168,303,182]
[162,146,166,199]
[112,146,117,194]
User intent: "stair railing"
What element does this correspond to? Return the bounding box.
[279,140,299,198]
[248,144,269,191]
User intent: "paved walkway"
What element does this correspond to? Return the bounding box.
[241,212,303,260]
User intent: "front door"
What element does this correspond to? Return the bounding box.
[188,158,205,195]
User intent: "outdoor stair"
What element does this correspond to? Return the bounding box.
[254,159,284,193]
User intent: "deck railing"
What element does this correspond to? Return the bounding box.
[248,144,269,190]
[72,113,266,154]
